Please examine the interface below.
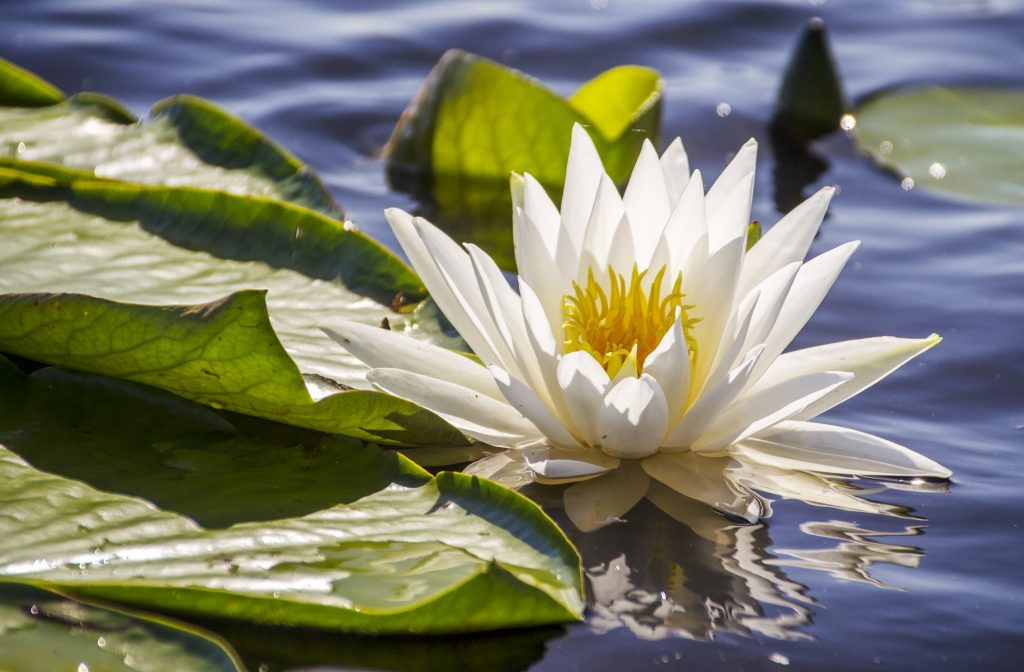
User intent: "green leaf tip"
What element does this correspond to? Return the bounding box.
[773,18,847,142]
[0,57,65,107]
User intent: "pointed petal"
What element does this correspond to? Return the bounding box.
[524,445,619,482]
[642,316,692,422]
[368,368,541,448]
[520,279,573,418]
[321,320,502,399]
[489,365,583,449]
[705,139,757,252]
[648,169,706,279]
[623,139,671,265]
[597,374,670,459]
[579,173,628,280]
[762,334,942,422]
[557,351,611,446]
[662,343,764,450]
[515,206,576,331]
[738,186,835,298]
[687,233,746,388]
[747,241,860,385]
[659,137,690,206]
[386,209,499,364]
[692,371,852,454]
[561,123,605,250]
[740,421,952,479]
[413,215,514,365]
[564,462,651,532]
[642,451,766,522]
[735,261,801,362]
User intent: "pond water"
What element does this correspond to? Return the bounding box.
[3,0,1023,670]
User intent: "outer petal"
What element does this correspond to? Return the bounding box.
[659,137,690,206]
[321,320,502,400]
[563,461,651,532]
[524,445,620,482]
[760,334,942,422]
[578,173,630,283]
[367,368,541,448]
[515,206,576,333]
[561,124,605,251]
[385,209,499,364]
[687,233,747,389]
[489,365,583,449]
[557,351,611,446]
[464,451,537,490]
[705,139,757,252]
[642,451,766,522]
[737,185,835,298]
[740,421,952,479]
[597,374,670,459]
[647,169,706,282]
[623,139,672,265]
[691,371,852,454]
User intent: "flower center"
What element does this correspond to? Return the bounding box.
[562,265,699,378]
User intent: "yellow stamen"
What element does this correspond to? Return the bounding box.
[562,265,699,378]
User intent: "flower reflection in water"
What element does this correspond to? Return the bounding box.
[561,460,940,642]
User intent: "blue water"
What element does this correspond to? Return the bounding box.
[3,1,1023,670]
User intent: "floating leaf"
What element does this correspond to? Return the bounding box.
[0,362,584,633]
[385,49,662,190]
[855,86,1024,206]
[0,584,242,672]
[0,61,340,216]
[772,18,847,143]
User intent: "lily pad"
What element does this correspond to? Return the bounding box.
[0,584,242,672]
[855,86,1024,206]
[0,59,340,217]
[385,49,662,190]
[0,360,584,633]
[0,166,462,445]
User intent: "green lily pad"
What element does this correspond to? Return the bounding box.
[0,165,461,445]
[385,49,662,190]
[0,60,340,217]
[0,584,243,672]
[0,360,584,633]
[855,86,1024,206]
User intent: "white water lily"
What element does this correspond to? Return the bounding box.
[324,124,950,531]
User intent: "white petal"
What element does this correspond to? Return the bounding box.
[735,261,801,363]
[641,316,692,423]
[368,368,541,448]
[705,139,757,252]
[579,173,629,281]
[519,280,573,419]
[524,445,619,482]
[648,169,706,280]
[597,374,670,459]
[385,209,500,364]
[737,185,835,298]
[762,334,942,422]
[746,241,860,385]
[740,421,952,478]
[413,215,514,365]
[321,320,502,399]
[691,371,852,454]
[623,139,671,265]
[561,123,604,251]
[563,461,651,532]
[687,233,746,388]
[522,172,563,249]
[662,343,764,450]
[557,351,611,446]
[489,365,583,449]
[659,137,690,206]
[515,206,576,332]
[642,451,766,522]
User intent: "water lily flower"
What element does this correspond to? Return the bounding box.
[324,124,950,532]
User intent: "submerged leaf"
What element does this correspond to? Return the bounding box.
[855,86,1024,205]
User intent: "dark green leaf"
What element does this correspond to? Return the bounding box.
[772,18,847,142]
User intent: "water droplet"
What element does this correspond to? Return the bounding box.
[840,113,856,131]
[97,636,107,648]
[879,140,893,154]
[928,162,947,179]
[716,102,732,117]
[78,663,90,672]
[769,652,790,665]
[901,177,915,191]
[16,142,26,154]
[29,604,38,615]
